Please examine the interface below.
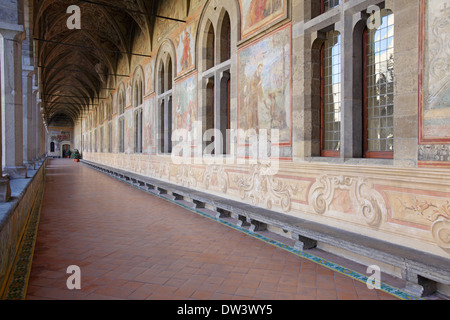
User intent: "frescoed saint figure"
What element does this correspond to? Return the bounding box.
[245,0,268,28]
[181,29,192,71]
[238,25,291,144]
[247,63,268,133]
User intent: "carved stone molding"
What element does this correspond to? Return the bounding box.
[419,145,450,162]
[234,164,298,213]
[176,165,199,188]
[309,175,387,227]
[204,165,228,194]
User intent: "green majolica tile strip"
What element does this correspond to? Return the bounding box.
[3,185,44,300]
[91,164,423,301]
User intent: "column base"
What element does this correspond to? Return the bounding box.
[33,158,41,168]
[3,166,28,179]
[24,161,35,170]
[0,177,11,202]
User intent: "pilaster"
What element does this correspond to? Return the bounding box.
[0,25,27,179]
[23,66,34,169]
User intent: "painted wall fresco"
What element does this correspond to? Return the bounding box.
[175,22,197,76]
[154,0,188,44]
[125,109,133,154]
[175,74,198,143]
[143,96,155,154]
[144,60,153,94]
[238,25,291,145]
[421,0,450,142]
[240,0,286,38]
[126,80,132,107]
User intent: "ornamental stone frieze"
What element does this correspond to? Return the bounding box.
[308,175,387,228]
[392,194,450,250]
[419,145,450,162]
[176,164,201,188]
[234,164,299,213]
[204,165,228,194]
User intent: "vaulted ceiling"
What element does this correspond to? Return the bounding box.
[33,0,165,126]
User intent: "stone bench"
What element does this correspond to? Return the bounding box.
[81,159,450,297]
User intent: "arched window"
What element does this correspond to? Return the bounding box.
[204,21,215,148]
[320,30,341,157]
[100,126,104,153]
[118,87,125,115]
[135,108,143,153]
[94,129,97,153]
[363,9,394,159]
[107,94,113,153]
[156,45,174,154]
[118,86,126,153]
[321,0,340,13]
[133,69,144,153]
[133,76,144,108]
[219,12,231,64]
[200,7,234,155]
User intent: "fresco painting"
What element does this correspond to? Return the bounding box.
[421,0,450,141]
[175,75,198,143]
[126,81,132,107]
[144,61,153,93]
[240,0,285,38]
[143,97,155,153]
[155,0,187,42]
[238,25,291,144]
[175,23,197,76]
[125,109,133,153]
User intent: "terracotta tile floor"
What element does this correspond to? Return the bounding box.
[26,159,399,300]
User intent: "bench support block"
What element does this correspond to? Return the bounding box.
[404,272,438,297]
[292,233,317,251]
[216,208,231,219]
[249,220,267,232]
[237,215,250,227]
[193,200,205,209]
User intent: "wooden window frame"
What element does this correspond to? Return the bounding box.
[362,18,394,160]
[320,36,341,158]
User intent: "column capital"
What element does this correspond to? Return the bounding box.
[0,23,25,41]
[23,64,35,75]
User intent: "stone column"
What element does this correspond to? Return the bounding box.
[23,66,34,169]
[339,13,355,160]
[0,25,27,179]
[38,106,46,161]
[31,89,39,167]
[0,62,10,202]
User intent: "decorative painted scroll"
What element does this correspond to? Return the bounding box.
[309,175,387,227]
[235,164,298,213]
